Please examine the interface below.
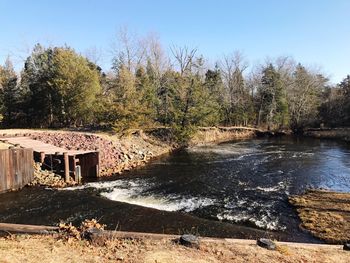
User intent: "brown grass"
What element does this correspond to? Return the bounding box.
[189,127,256,146]
[0,234,349,263]
[289,189,350,243]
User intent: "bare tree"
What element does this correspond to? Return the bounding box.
[288,65,327,130]
[111,26,147,72]
[84,46,104,65]
[144,33,168,75]
[219,51,249,125]
[170,45,197,76]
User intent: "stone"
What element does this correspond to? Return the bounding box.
[257,238,276,250]
[83,227,105,245]
[179,234,200,249]
[343,242,350,251]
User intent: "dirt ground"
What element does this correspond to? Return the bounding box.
[289,189,350,243]
[0,234,348,263]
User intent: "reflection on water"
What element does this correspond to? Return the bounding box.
[65,137,350,231]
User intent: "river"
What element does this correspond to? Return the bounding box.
[1,137,349,242]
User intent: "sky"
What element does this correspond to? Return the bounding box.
[0,0,349,83]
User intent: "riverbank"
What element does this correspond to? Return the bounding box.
[2,129,350,247]
[0,185,311,242]
[189,127,257,146]
[0,229,348,263]
[289,189,350,244]
[0,127,259,181]
[304,128,350,142]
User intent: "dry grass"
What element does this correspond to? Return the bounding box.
[189,127,256,146]
[289,189,350,243]
[0,234,349,263]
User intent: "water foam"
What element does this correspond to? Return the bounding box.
[188,144,256,156]
[217,211,285,231]
[64,179,214,212]
[102,188,214,212]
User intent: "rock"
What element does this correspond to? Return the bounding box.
[257,238,276,250]
[344,242,350,251]
[179,234,200,249]
[83,227,104,243]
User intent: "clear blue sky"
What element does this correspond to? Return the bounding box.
[1,0,349,83]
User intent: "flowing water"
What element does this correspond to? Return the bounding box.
[1,137,350,242]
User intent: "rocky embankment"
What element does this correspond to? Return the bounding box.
[1,127,262,186]
[30,162,71,188]
[28,130,173,176]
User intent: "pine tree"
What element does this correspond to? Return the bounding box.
[20,45,102,127]
[51,47,102,126]
[258,64,288,129]
[338,75,350,125]
[204,67,225,124]
[0,57,20,126]
[157,70,178,126]
[21,44,57,127]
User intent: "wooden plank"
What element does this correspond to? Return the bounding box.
[64,152,69,182]
[13,149,19,190]
[6,149,12,191]
[77,153,96,178]
[96,151,100,177]
[0,223,58,234]
[0,148,34,193]
[0,222,344,250]
[3,137,94,155]
[0,151,6,192]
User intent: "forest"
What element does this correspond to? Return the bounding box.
[0,30,349,142]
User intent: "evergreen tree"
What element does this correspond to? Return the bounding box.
[258,64,288,129]
[20,45,102,127]
[135,66,158,125]
[320,75,350,127]
[51,48,101,126]
[21,44,57,127]
[110,64,154,133]
[157,70,178,126]
[204,67,226,124]
[0,57,21,126]
[339,75,350,126]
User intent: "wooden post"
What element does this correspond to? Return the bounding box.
[64,152,69,182]
[75,165,81,183]
[96,151,100,177]
[72,155,77,182]
[40,152,45,164]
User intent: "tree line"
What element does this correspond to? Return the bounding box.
[0,31,349,141]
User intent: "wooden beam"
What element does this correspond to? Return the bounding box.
[0,223,58,234]
[40,151,45,164]
[63,152,69,182]
[72,155,77,182]
[0,222,345,249]
[96,151,100,177]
